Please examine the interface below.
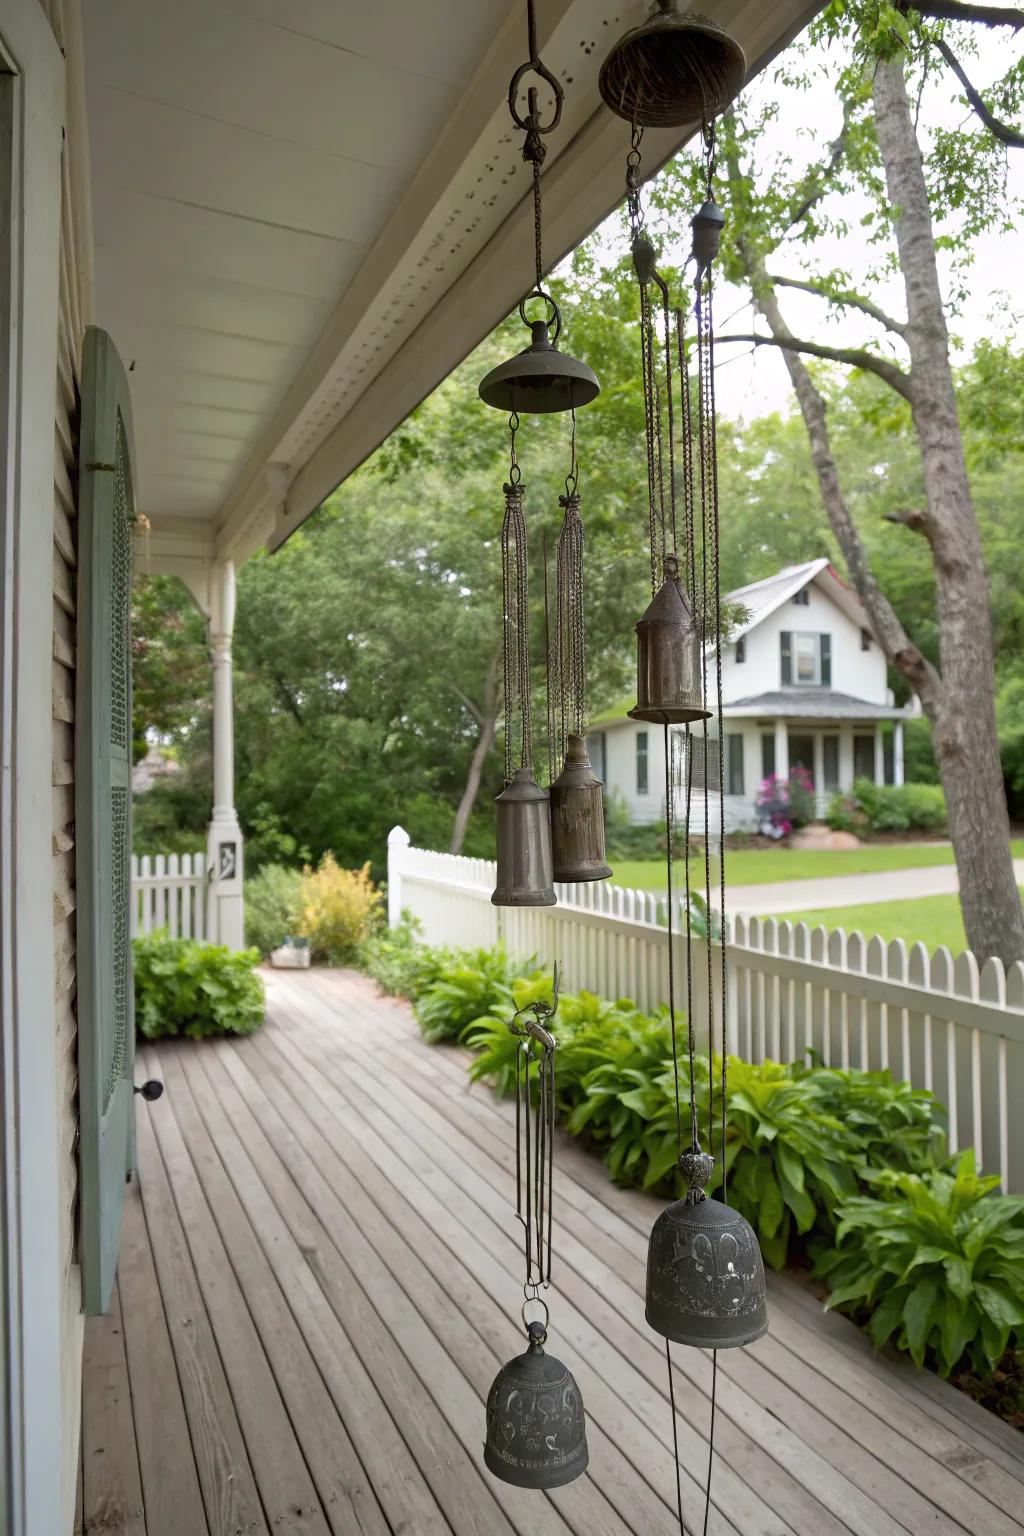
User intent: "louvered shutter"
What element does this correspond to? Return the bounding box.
[76,328,135,1315]
[820,633,832,686]
[780,631,792,685]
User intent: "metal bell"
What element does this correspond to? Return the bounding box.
[646,1149,768,1347]
[479,319,600,415]
[691,199,725,273]
[484,1322,588,1489]
[550,735,612,883]
[492,767,556,908]
[599,1,746,127]
[629,555,710,724]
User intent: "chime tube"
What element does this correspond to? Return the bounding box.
[550,734,612,883]
[492,767,556,907]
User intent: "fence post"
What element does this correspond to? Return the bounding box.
[388,825,411,929]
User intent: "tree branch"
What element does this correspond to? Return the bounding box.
[883,507,930,535]
[913,0,1024,27]
[784,105,853,231]
[716,332,915,399]
[933,35,1024,146]
[767,273,908,334]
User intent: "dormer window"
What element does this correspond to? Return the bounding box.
[792,588,810,606]
[735,636,745,664]
[780,631,831,687]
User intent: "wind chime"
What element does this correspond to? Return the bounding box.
[597,5,767,1532]
[483,971,589,1488]
[481,0,607,910]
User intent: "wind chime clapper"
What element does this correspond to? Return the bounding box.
[483,0,603,911]
[483,970,589,1490]
[598,0,746,127]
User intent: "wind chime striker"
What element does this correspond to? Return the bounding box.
[482,0,603,908]
[483,975,589,1488]
[598,0,746,127]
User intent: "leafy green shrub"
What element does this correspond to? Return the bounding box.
[603,790,666,860]
[244,863,303,956]
[827,779,946,835]
[297,853,383,964]
[360,913,450,999]
[414,946,534,1043]
[133,933,265,1039]
[815,1151,1024,1377]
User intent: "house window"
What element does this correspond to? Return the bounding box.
[687,737,721,793]
[861,628,872,652]
[761,733,776,780]
[726,734,745,796]
[636,730,649,795]
[854,734,874,779]
[792,588,810,606]
[588,730,606,784]
[780,631,831,687]
[735,636,745,664]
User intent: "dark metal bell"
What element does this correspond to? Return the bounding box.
[550,735,612,883]
[629,555,710,724]
[492,767,556,908]
[599,1,746,127]
[691,199,725,273]
[479,320,600,415]
[646,1148,768,1347]
[484,1323,589,1488]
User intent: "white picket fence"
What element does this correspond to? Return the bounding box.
[387,830,1024,1192]
[130,853,213,943]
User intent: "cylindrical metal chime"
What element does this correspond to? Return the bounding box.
[484,1319,589,1489]
[646,1147,768,1347]
[549,734,611,883]
[492,767,556,907]
[629,554,710,724]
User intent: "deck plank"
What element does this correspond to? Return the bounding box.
[81,1281,146,1536]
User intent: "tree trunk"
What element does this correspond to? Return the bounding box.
[873,55,1023,964]
[450,654,498,855]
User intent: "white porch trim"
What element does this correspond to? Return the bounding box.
[206,559,244,949]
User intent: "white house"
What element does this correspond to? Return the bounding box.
[590,559,914,831]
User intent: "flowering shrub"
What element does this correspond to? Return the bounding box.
[297,853,382,964]
[755,765,815,837]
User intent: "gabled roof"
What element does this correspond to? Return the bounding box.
[724,558,870,642]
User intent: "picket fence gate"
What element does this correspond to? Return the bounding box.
[131,853,213,943]
[387,828,1024,1193]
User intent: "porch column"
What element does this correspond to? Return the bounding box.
[812,732,825,816]
[206,559,245,948]
[874,720,886,786]
[774,718,789,781]
[839,723,854,791]
[894,719,905,786]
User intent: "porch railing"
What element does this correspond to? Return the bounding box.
[387,829,1024,1192]
[130,853,213,943]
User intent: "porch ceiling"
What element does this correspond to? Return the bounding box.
[83,0,815,574]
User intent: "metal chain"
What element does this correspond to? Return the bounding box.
[556,410,585,745]
[501,414,533,781]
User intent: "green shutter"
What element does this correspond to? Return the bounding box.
[780,631,792,685]
[76,328,136,1316]
[820,633,832,686]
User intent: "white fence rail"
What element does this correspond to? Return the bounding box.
[130,853,213,943]
[387,830,1024,1192]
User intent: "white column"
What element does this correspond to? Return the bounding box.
[839,722,854,791]
[388,825,411,928]
[874,720,886,787]
[812,732,825,816]
[894,719,905,786]
[774,718,789,782]
[206,560,245,948]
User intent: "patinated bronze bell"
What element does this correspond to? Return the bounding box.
[550,735,611,883]
[691,198,726,272]
[646,1147,768,1347]
[492,767,556,907]
[599,1,746,127]
[480,315,600,415]
[484,1321,588,1489]
[629,554,710,724]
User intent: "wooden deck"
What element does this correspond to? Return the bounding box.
[79,968,1024,1536]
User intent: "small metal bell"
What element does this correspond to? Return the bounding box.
[629,555,710,724]
[599,1,746,127]
[691,199,725,273]
[479,319,600,415]
[550,735,612,883]
[492,767,556,907]
[484,1322,588,1489]
[646,1147,768,1347]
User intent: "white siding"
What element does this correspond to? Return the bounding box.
[602,720,666,825]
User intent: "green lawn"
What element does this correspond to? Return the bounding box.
[781,893,973,952]
[609,840,1024,893]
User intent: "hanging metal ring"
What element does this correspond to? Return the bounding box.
[521,1293,550,1338]
[508,58,564,135]
[518,289,561,343]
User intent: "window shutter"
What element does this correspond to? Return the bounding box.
[76,329,136,1316]
[780,631,792,685]
[727,735,745,796]
[820,633,832,686]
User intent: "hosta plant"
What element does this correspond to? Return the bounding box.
[814,1150,1024,1377]
[413,946,531,1043]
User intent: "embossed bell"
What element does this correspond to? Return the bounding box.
[599,1,746,127]
[484,1322,589,1489]
[492,767,556,907]
[480,317,600,416]
[646,1147,768,1347]
[550,735,611,883]
[629,555,710,724]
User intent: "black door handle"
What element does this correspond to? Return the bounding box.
[134,1079,164,1101]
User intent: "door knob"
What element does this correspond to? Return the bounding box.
[134,1079,164,1101]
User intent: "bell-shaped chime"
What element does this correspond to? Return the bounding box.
[598,0,746,127]
[482,0,601,909]
[483,977,589,1489]
[550,735,611,883]
[646,1148,767,1347]
[629,553,709,724]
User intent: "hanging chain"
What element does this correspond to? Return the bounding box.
[554,409,586,749]
[501,414,533,782]
[507,0,564,305]
[510,969,559,1293]
[543,530,558,786]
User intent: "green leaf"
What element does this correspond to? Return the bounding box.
[903,1277,940,1365]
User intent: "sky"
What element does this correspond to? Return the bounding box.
[583,18,1024,424]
